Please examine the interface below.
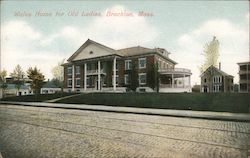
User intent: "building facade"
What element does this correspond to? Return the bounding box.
[63,39,192,93]
[238,61,250,93]
[41,80,61,94]
[200,65,234,93]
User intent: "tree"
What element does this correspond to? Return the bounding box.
[27,67,45,96]
[147,62,159,92]
[200,36,220,73]
[0,70,8,98]
[51,59,65,92]
[10,64,25,96]
[130,63,138,91]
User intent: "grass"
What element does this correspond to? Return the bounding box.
[54,92,250,113]
[1,92,250,113]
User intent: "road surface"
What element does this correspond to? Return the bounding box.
[0,104,249,158]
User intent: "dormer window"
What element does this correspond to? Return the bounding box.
[89,51,93,54]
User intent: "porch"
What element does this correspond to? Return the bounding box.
[70,55,119,92]
[158,68,192,93]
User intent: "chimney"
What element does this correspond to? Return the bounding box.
[219,62,221,70]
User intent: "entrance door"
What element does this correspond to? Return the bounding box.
[96,80,98,90]
[204,86,208,93]
[96,78,102,90]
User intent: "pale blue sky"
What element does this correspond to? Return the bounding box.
[1,0,249,85]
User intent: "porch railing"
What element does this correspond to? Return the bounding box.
[87,69,105,74]
[160,84,191,88]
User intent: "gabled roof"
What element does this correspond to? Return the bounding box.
[67,39,117,62]
[201,65,233,77]
[66,39,177,64]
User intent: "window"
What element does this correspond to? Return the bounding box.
[67,79,72,87]
[213,76,221,83]
[124,74,130,85]
[89,51,93,54]
[125,60,132,70]
[204,78,207,83]
[139,73,146,85]
[158,60,162,69]
[75,66,80,75]
[213,85,221,92]
[86,77,90,86]
[116,62,119,71]
[138,58,146,69]
[76,78,80,87]
[87,63,91,70]
[112,75,119,85]
[67,67,72,75]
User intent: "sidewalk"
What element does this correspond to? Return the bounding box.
[0,101,249,122]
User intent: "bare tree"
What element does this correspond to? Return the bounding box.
[10,64,25,96]
[51,59,65,92]
[200,36,220,72]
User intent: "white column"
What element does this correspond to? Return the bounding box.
[246,63,250,93]
[189,76,191,88]
[183,74,185,88]
[84,63,87,91]
[72,65,75,92]
[224,76,226,92]
[171,74,174,88]
[98,60,101,91]
[113,57,117,91]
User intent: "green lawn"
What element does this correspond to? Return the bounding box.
[55,93,250,113]
[1,92,249,113]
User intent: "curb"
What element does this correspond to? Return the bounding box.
[0,101,250,122]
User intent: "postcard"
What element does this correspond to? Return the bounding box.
[0,1,249,158]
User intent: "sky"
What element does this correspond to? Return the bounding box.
[1,0,249,86]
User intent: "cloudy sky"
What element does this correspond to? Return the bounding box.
[1,1,249,85]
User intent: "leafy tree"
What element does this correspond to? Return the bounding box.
[147,62,159,92]
[200,36,220,72]
[10,64,25,96]
[0,70,8,98]
[51,59,65,92]
[155,62,160,93]
[27,67,45,96]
